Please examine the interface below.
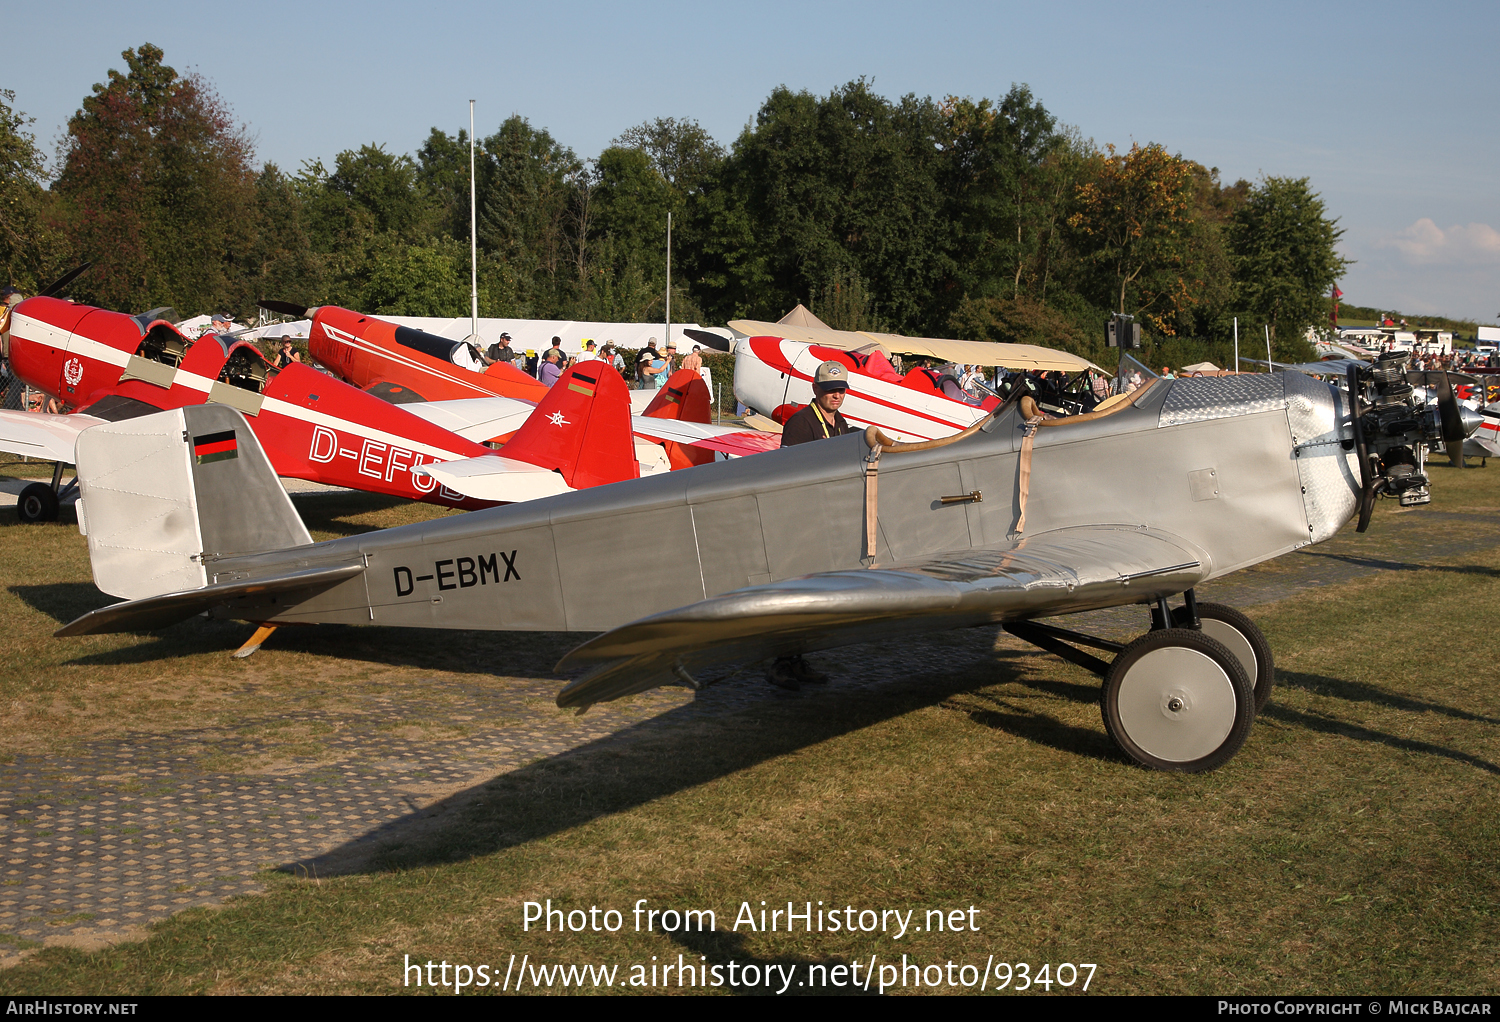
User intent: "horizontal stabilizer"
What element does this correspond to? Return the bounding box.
[402,395,537,442]
[416,454,572,502]
[55,562,366,636]
[629,414,776,446]
[555,526,1210,709]
[684,431,781,457]
[0,410,105,463]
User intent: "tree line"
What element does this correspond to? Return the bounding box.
[1,44,1352,365]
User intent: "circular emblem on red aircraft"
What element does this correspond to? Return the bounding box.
[63,358,84,387]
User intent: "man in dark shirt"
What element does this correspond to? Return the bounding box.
[765,360,856,691]
[485,332,517,365]
[780,360,855,446]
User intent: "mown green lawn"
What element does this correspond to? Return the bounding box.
[0,461,1495,995]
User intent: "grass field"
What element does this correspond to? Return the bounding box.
[0,458,1494,995]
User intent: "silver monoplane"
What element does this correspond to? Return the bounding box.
[55,353,1476,772]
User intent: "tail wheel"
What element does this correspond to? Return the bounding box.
[16,483,59,524]
[1102,628,1255,773]
[1172,602,1275,713]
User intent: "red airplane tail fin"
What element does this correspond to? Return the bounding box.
[500,363,637,489]
[641,368,715,469]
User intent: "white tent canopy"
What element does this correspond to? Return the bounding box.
[729,311,1105,374]
[240,315,732,357]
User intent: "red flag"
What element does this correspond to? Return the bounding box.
[1332,285,1343,299]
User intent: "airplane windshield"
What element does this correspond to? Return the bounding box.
[1115,352,1160,396]
[393,325,464,364]
[131,307,181,332]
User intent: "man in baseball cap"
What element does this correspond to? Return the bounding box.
[779,359,854,447]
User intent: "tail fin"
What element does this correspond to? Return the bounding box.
[499,363,637,489]
[641,368,715,469]
[75,404,311,600]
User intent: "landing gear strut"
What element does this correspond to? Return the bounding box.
[1004,589,1274,772]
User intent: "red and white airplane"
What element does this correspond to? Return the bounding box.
[714,333,1004,442]
[274,302,779,475]
[0,289,677,520]
[267,301,551,407]
[0,294,512,519]
[0,283,771,520]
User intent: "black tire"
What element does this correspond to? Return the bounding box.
[16,483,59,524]
[1101,628,1255,773]
[1172,602,1275,713]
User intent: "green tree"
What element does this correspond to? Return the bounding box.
[363,239,469,316]
[939,85,1059,306]
[240,163,324,310]
[593,146,673,280]
[0,90,54,290]
[53,44,256,314]
[811,265,884,332]
[325,144,429,238]
[1068,142,1199,333]
[612,117,725,195]
[692,81,951,331]
[1229,176,1347,357]
[478,116,581,316]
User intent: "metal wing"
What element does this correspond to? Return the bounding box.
[554,525,1210,709]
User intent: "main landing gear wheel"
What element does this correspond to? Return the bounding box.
[1172,602,1275,712]
[16,483,59,524]
[1102,628,1255,773]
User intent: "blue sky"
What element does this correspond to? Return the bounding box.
[8,0,1498,321]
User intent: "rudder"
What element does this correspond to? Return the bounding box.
[76,404,312,600]
[500,363,637,489]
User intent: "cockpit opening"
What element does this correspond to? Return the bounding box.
[219,343,278,394]
[134,322,191,369]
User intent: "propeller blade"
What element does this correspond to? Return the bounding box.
[257,299,309,318]
[1434,372,1467,444]
[37,263,92,298]
[1446,441,1465,468]
[683,328,731,353]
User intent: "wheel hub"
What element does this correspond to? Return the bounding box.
[1116,647,1237,763]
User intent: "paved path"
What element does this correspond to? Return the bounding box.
[1,507,1496,959]
[0,476,346,509]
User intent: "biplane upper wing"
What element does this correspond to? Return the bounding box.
[554,524,1211,709]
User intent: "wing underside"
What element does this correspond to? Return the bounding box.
[554,525,1211,708]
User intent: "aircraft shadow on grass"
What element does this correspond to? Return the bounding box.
[275,643,1500,881]
[1275,669,1500,727]
[1297,550,1500,579]
[10,582,121,630]
[1262,671,1500,776]
[279,635,1111,879]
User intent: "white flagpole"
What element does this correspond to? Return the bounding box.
[468,100,479,344]
[1233,316,1239,374]
[664,212,672,353]
[1265,324,1272,371]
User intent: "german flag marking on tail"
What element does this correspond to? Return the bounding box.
[193,429,238,464]
[567,371,598,398]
